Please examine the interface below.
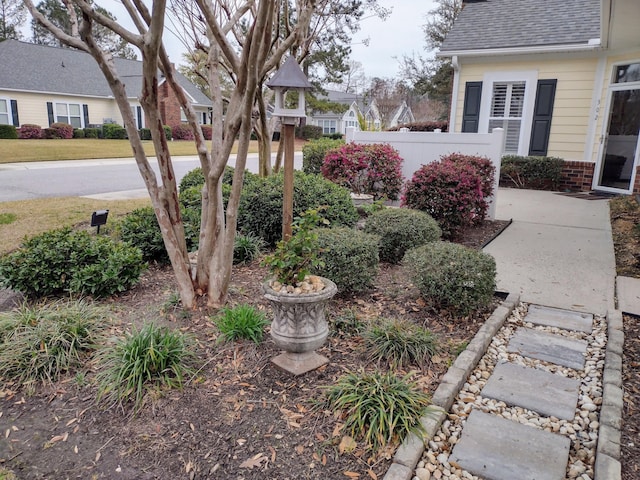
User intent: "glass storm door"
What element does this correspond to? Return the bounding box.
[596,64,640,192]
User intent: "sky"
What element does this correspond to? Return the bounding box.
[348,0,436,79]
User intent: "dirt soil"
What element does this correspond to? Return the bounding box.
[0,220,508,480]
[610,196,640,480]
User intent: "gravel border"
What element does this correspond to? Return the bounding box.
[383,292,520,480]
[594,309,624,480]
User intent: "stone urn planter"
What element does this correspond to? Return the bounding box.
[263,276,337,375]
[350,192,374,207]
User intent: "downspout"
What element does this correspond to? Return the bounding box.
[448,55,460,133]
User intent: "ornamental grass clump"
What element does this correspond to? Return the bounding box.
[364,208,441,264]
[402,159,487,239]
[0,299,108,385]
[364,318,439,368]
[213,304,268,343]
[96,323,196,412]
[321,143,404,200]
[403,242,496,316]
[324,371,434,451]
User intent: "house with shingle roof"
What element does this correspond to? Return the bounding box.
[439,0,640,194]
[0,39,211,132]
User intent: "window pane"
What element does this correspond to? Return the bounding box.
[70,117,82,128]
[69,104,81,116]
[57,116,69,124]
[56,103,68,116]
[490,118,521,154]
[491,84,507,116]
[0,113,9,125]
[615,63,640,83]
[509,83,526,117]
[0,100,7,114]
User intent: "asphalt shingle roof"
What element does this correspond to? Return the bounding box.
[0,39,210,105]
[440,0,601,53]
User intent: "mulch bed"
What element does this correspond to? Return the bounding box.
[0,220,509,479]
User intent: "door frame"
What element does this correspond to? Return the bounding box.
[593,73,640,194]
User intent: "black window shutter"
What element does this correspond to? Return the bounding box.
[528,79,557,156]
[461,81,482,133]
[10,100,19,126]
[83,104,89,128]
[46,102,54,126]
[137,106,142,129]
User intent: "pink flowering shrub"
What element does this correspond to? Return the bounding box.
[172,124,195,140]
[321,143,404,200]
[402,160,487,239]
[49,122,74,139]
[441,153,495,200]
[18,124,42,139]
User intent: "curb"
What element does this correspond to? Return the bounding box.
[383,292,521,480]
[594,309,624,480]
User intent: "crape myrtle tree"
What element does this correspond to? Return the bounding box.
[24,0,316,309]
[169,0,389,177]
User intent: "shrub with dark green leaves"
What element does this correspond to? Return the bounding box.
[403,242,496,316]
[313,227,379,293]
[0,124,18,139]
[0,299,108,384]
[302,137,345,174]
[238,171,357,246]
[139,128,152,140]
[103,123,126,139]
[213,304,268,343]
[324,371,434,451]
[83,127,100,138]
[72,128,85,138]
[364,208,441,264]
[179,166,241,191]
[500,155,564,190]
[0,227,145,298]
[364,318,438,368]
[119,207,169,263]
[163,125,172,140]
[296,124,323,140]
[96,323,196,411]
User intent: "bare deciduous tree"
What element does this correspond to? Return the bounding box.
[24,0,316,309]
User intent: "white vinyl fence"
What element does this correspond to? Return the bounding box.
[345,127,505,219]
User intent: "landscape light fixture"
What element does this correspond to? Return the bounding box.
[91,209,109,234]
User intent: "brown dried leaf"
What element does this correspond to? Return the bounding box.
[332,422,344,437]
[239,453,267,469]
[295,445,305,454]
[268,446,276,463]
[339,436,357,454]
[367,470,378,479]
[344,471,360,478]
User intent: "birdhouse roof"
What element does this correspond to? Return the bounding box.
[267,56,313,89]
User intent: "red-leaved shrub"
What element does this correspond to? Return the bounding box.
[321,143,404,200]
[49,122,74,139]
[402,160,487,239]
[200,125,212,140]
[440,153,495,201]
[18,124,42,139]
[172,124,195,140]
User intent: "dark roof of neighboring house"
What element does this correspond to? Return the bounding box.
[440,0,601,53]
[0,39,210,105]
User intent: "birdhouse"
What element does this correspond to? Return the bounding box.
[267,56,313,122]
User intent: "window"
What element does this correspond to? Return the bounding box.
[0,99,9,125]
[55,102,82,128]
[488,82,526,154]
[615,63,640,83]
[319,119,336,134]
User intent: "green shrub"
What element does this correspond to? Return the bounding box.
[163,125,172,140]
[83,127,100,138]
[500,155,564,190]
[324,371,434,451]
[364,319,438,368]
[324,133,343,140]
[0,227,145,298]
[119,207,169,263]
[238,171,357,246]
[0,299,108,384]
[96,323,196,411]
[302,137,345,174]
[364,208,441,264]
[403,242,496,316]
[179,166,240,191]
[139,128,152,140]
[103,123,126,139]
[233,232,265,264]
[313,227,379,293]
[213,304,268,343]
[72,128,85,138]
[0,124,18,139]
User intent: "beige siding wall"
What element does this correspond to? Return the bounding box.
[454,56,599,161]
[0,91,123,127]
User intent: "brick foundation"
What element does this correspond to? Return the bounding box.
[559,161,595,192]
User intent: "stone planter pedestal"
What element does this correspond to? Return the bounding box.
[263,277,337,375]
[350,192,374,207]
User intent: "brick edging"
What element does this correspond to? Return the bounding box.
[383,292,521,480]
[594,309,624,480]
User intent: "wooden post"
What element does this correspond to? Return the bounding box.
[282,121,295,241]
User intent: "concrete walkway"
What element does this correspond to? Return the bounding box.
[483,188,617,316]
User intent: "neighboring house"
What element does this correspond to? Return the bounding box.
[0,40,211,131]
[439,0,640,194]
[308,89,414,134]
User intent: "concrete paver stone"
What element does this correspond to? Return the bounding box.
[481,362,580,420]
[616,276,640,315]
[450,410,570,480]
[525,304,593,333]
[507,327,588,370]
